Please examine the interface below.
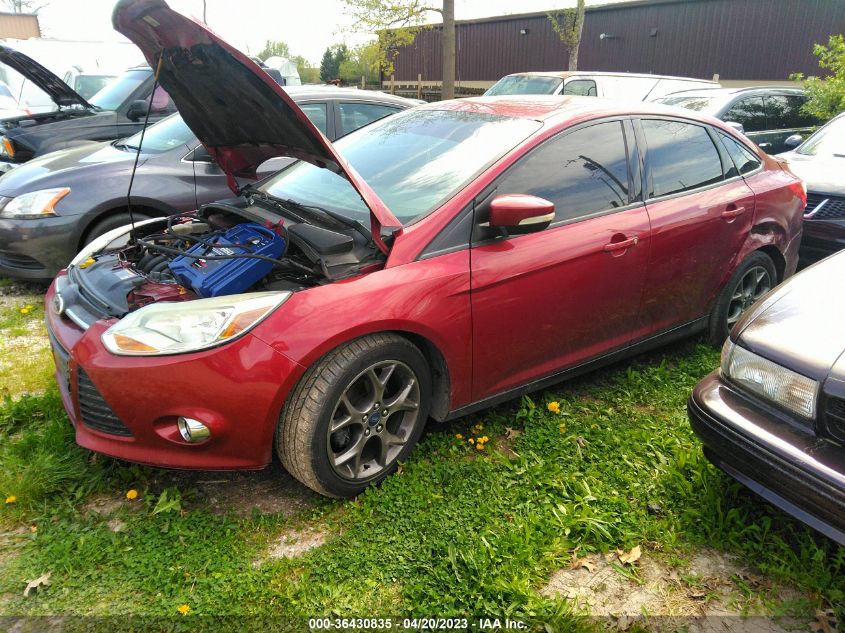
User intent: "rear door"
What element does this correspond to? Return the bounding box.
[762,94,818,154]
[470,119,651,400]
[636,118,755,336]
[722,95,767,147]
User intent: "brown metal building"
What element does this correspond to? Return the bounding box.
[0,12,39,40]
[387,0,845,89]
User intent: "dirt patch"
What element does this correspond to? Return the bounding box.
[82,494,126,516]
[156,466,318,518]
[542,548,812,630]
[261,526,327,562]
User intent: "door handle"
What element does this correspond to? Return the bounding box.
[721,206,746,220]
[603,236,638,252]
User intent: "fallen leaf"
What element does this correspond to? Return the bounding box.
[504,427,523,440]
[575,436,588,448]
[570,555,596,573]
[23,572,51,597]
[813,609,836,633]
[616,545,641,565]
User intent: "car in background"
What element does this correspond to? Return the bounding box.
[62,67,116,100]
[777,112,845,264]
[0,47,179,173]
[689,250,845,546]
[484,71,718,101]
[0,86,420,281]
[0,80,29,118]
[45,0,806,498]
[655,87,822,154]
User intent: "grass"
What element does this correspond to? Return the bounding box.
[0,337,842,629]
[0,287,53,399]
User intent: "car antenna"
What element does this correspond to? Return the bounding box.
[125,55,163,243]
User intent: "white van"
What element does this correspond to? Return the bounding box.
[484,71,719,101]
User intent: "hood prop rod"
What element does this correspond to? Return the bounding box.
[125,55,163,244]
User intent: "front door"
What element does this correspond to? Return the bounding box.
[470,119,650,401]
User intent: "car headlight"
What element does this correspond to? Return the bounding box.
[0,187,70,218]
[101,291,290,356]
[0,136,14,158]
[721,340,818,418]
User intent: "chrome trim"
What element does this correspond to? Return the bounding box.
[64,306,91,331]
[804,197,829,219]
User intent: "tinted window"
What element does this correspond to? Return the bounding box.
[337,102,399,136]
[495,121,632,223]
[723,96,766,132]
[643,119,723,197]
[89,69,149,111]
[299,102,328,135]
[765,94,817,129]
[718,132,761,176]
[563,79,597,97]
[656,95,720,113]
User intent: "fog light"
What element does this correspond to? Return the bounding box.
[177,417,211,443]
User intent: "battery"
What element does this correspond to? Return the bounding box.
[168,223,285,298]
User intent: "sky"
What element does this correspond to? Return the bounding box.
[34,0,621,65]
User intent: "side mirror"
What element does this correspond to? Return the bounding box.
[126,99,149,122]
[489,194,554,232]
[784,134,803,148]
[724,121,745,135]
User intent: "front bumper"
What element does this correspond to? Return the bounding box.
[800,218,845,265]
[688,372,845,545]
[45,274,307,470]
[0,214,82,281]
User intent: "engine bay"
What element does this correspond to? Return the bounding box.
[65,197,382,322]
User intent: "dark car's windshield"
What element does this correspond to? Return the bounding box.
[89,69,149,111]
[119,114,196,153]
[796,116,845,157]
[259,109,540,225]
[654,95,720,113]
[485,76,563,96]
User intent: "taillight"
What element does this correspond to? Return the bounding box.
[788,179,807,210]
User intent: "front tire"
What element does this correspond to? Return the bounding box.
[277,334,431,498]
[707,251,776,346]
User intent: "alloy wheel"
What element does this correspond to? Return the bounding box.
[326,360,421,481]
[726,265,773,328]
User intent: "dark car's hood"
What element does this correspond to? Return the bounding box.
[780,152,845,197]
[0,141,154,196]
[0,44,92,109]
[111,0,401,253]
[735,251,845,380]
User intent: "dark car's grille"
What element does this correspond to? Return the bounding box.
[0,250,44,270]
[77,370,132,437]
[805,194,845,220]
[824,397,845,444]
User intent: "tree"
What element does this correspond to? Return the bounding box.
[343,0,456,99]
[3,0,45,12]
[257,40,291,62]
[320,45,350,82]
[291,55,320,84]
[792,34,845,121]
[547,0,586,71]
[338,42,381,84]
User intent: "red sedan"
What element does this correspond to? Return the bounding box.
[45,0,805,497]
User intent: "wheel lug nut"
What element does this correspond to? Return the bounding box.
[365,429,370,436]
[381,409,388,416]
[376,424,383,432]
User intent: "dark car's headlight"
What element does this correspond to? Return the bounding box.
[0,187,70,219]
[721,339,819,418]
[0,136,14,159]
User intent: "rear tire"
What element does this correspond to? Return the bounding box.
[277,334,431,498]
[707,251,776,346]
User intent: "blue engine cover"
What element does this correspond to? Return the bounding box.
[168,223,285,298]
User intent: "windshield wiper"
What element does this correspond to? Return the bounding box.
[276,197,372,243]
[114,140,140,151]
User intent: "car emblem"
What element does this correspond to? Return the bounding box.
[53,292,65,316]
[367,412,381,427]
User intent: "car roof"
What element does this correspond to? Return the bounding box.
[500,71,718,83]
[282,86,421,106]
[661,86,805,98]
[417,94,727,126]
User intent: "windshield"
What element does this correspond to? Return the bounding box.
[89,69,149,111]
[119,113,196,153]
[260,109,541,225]
[797,116,845,157]
[654,95,720,113]
[75,75,113,100]
[485,75,563,96]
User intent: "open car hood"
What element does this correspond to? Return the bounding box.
[0,44,92,109]
[112,0,401,253]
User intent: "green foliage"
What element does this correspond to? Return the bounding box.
[320,44,350,82]
[792,34,845,120]
[255,39,291,62]
[337,42,382,84]
[1,342,843,621]
[547,1,586,70]
[290,54,320,85]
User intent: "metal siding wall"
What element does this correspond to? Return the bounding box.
[391,0,845,82]
[0,14,39,39]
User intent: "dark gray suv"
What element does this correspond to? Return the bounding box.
[656,87,822,154]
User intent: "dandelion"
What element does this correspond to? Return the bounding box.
[547,401,561,414]
[177,604,190,616]
[455,433,463,440]
[475,443,485,451]
[19,308,29,315]
[559,423,566,433]
[481,436,489,443]
[125,489,138,500]
[5,495,16,504]
[25,305,33,309]
[468,438,475,444]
